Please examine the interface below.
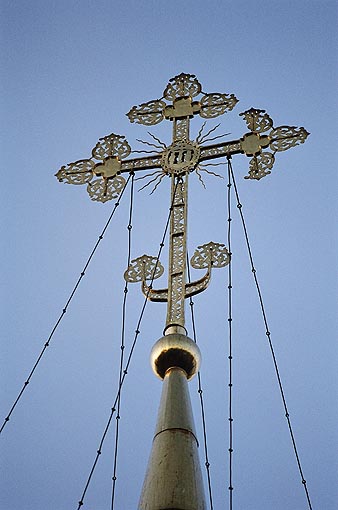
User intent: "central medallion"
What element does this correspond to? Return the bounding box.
[161,140,200,176]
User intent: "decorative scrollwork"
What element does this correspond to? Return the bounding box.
[269,126,309,152]
[199,141,242,160]
[124,255,164,283]
[174,118,189,141]
[240,108,273,133]
[87,175,126,203]
[199,93,239,118]
[244,152,275,180]
[127,99,166,126]
[91,133,131,160]
[55,159,95,185]
[190,242,230,269]
[121,156,162,172]
[163,73,202,101]
[161,140,200,175]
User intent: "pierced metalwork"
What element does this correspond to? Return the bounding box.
[57,72,309,329]
[163,73,202,101]
[240,108,273,133]
[245,153,275,181]
[91,133,131,160]
[269,126,309,152]
[238,107,309,180]
[200,93,238,119]
[87,176,126,203]
[55,159,95,185]
[191,242,230,269]
[55,133,131,202]
[127,100,166,126]
[161,140,200,176]
[124,255,164,283]
[127,73,238,128]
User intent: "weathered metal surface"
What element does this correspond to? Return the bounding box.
[55,73,309,508]
[150,333,201,380]
[138,366,206,510]
[56,73,309,198]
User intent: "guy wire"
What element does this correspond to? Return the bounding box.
[228,158,313,510]
[0,173,132,436]
[76,178,180,509]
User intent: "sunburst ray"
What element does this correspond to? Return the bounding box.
[147,131,167,149]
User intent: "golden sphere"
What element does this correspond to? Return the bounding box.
[150,333,201,380]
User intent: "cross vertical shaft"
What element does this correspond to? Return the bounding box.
[166,118,190,330]
[55,73,309,509]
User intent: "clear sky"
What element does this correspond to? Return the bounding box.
[1,1,337,509]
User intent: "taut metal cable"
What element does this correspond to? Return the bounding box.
[76,178,179,510]
[226,156,234,509]
[187,255,214,510]
[110,172,135,509]
[228,158,313,510]
[0,174,132,436]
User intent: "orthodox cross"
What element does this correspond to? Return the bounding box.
[56,73,309,333]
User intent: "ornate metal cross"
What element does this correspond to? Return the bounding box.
[56,73,309,332]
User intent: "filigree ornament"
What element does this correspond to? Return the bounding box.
[191,242,230,269]
[269,126,310,152]
[124,255,164,283]
[240,108,273,133]
[56,132,131,201]
[161,140,200,175]
[87,175,126,203]
[91,133,131,160]
[239,108,309,179]
[127,100,166,126]
[126,73,238,131]
[164,97,200,120]
[245,152,275,180]
[163,73,202,101]
[200,93,239,118]
[55,159,95,185]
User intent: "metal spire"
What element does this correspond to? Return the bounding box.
[138,334,206,509]
[55,72,309,508]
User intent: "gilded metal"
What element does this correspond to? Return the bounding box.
[127,73,238,127]
[87,175,126,203]
[141,269,212,303]
[161,140,200,176]
[55,73,309,509]
[199,92,239,118]
[239,108,309,180]
[127,99,166,126]
[240,132,271,156]
[91,133,131,160]
[245,152,275,180]
[269,125,309,152]
[150,333,201,380]
[190,241,230,269]
[55,159,95,185]
[138,365,207,509]
[240,107,274,133]
[57,73,309,322]
[55,133,131,202]
[123,254,164,283]
[163,73,202,100]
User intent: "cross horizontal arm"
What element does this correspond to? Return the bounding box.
[120,154,162,174]
[199,139,242,162]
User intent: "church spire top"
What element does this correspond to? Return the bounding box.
[139,332,206,509]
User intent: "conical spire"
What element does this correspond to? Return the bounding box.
[138,331,206,510]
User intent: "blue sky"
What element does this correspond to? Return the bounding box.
[1,1,337,509]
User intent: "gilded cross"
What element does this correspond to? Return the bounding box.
[56,73,309,332]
